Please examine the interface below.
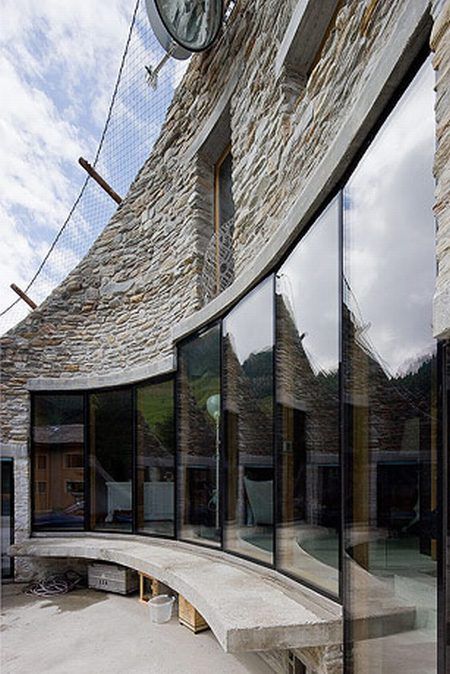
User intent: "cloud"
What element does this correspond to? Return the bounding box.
[224,277,274,364]
[344,58,436,376]
[0,0,189,335]
[0,0,133,332]
[278,197,339,375]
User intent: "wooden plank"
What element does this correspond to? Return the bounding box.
[138,571,153,604]
[10,284,37,310]
[78,157,122,205]
[178,595,209,633]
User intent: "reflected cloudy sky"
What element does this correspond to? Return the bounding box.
[344,58,435,377]
[277,197,339,374]
[223,276,274,364]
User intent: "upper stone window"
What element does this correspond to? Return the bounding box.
[186,69,240,305]
[275,0,340,89]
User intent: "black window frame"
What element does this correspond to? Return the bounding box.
[1,457,14,579]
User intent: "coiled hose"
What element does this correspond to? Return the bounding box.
[24,571,84,597]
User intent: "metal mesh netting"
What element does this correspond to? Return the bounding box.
[0,0,190,336]
[199,216,235,306]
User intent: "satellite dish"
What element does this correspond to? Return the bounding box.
[145,0,223,60]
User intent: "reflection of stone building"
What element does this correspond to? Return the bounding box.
[276,294,339,530]
[343,301,436,562]
[223,333,273,462]
[276,292,435,548]
[136,408,174,470]
[222,330,273,529]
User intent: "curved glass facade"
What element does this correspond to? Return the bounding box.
[30,56,445,673]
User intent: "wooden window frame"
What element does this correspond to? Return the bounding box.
[65,452,83,469]
[36,455,47,470]
[213,144,232,294]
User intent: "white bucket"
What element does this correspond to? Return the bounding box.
[148,594,175,624]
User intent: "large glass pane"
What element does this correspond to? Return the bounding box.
[343,59,437,673]
[32,394,84,530]
[223,277,274,564]
[276,197,339,595]
[89,389,133,532]
[136,379,175,536]
[178,324,221,546]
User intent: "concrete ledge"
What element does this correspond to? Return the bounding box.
[275,0,340,81]
[173,0,431,343]
[11,534,342,653]
[26,356,175,392]
[433,286,450,339]
[0,442,28,459]
[185,66,242,163]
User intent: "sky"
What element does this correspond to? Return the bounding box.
[0,0,187,334]
[0,0,134,327]
[344,58,436,377]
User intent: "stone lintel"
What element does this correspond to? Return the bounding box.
[26,356,175,392]
[433,286,450,340]
[0,442,28,459]
[275,0,341,81]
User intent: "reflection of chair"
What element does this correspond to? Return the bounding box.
[144,482,174,521]
[243,478,273,525]
[106,482,173,522]
[106,482,131,522]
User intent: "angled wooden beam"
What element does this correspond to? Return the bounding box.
[78,157,122,205]
[10,284,37,310]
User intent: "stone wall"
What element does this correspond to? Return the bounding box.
[431,0,450,340]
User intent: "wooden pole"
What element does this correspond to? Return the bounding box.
[78,157,122,205]
[10,284,37,310]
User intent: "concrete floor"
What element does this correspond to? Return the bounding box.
[1,584,273,674]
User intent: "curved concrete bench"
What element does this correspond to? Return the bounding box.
[11,534,342,653]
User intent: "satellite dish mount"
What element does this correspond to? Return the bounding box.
[144,0,223,86]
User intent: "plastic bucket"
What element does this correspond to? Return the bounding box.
[148,594,175,624]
